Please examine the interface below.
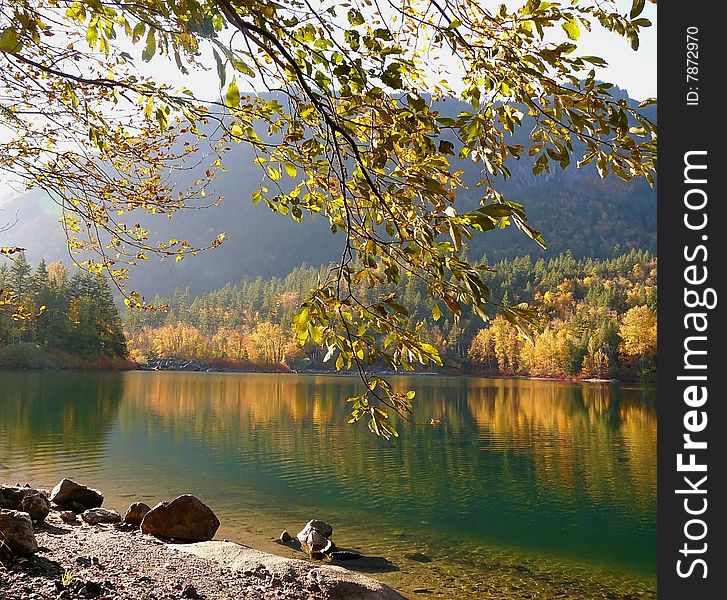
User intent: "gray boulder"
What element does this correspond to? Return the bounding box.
[0,509,38,557]
[123,502,151,527]
[296,520,336,557]
[50,479,103,510]
[140,495,219,542]
[81,508,121,525]
[305,519,333,538]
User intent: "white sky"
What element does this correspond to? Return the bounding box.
[138,0,656,101]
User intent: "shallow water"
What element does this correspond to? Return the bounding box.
[0,371,656,598]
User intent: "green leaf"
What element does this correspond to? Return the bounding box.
[627,30,639,51]
[225,78,240,109]
[432,304,442,322]
[344,30,360,51]
[86,24,98,48]
[347,9,364,26]
[284,163,298,178]
[231,123,244,140]
[630,0,645,19]
[0,28,22,54]
[141,30,156,62]
[381,62,404,90]
[213,49,226,86]
[438,140,455,155]
[562,17,580,41]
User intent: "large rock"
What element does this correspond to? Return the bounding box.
[140,495,219,542]
[304,519,333,538]
[0,485,26,509]
[175,541,406,600]
[50,479,103,510]
[297,520,335,557]
[82,508,121,525]
[0,509,38,557]
[123,502,151,527]
[0,486,51,522]
[20,490,51,522]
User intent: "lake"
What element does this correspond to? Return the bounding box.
[0,371,656,599]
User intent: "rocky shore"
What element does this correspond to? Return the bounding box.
[0,480,405,600]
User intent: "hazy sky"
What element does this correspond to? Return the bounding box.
[0,1,656,206]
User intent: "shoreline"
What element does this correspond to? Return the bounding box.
[0,361,653,384]
[0,483,405,600]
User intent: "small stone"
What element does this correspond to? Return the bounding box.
[181,584,200,599]
[59,511,78,524]
[122,502,151,527]
[79,581,102,598]
[279,530,292,543]
[82,508,121,525]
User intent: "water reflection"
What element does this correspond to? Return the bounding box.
[0,371,656,594]
[0,371,124,472]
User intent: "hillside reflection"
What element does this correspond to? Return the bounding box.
[0,371,124,464]
[118,373,656,516]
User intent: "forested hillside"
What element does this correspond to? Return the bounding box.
[1,90,656,297]
[0,254,128,368]
[124,249,656,380]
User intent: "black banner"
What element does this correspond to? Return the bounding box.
[658,3,725,598]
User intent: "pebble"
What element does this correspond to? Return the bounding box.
[181,584,200,599]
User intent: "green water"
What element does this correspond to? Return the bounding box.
[0,371,656,598]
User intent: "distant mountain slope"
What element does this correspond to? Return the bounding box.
[0,87,655,297]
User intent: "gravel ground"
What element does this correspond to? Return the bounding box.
[0,513,388,600]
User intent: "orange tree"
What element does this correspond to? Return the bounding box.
[0,0,656,436]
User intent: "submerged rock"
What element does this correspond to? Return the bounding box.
[328,550,363,561]
[140,495,219,542]
[122,502,151,527]
[82,508,121,525]
[0,509,38,556]
[50,479,103,511]
[404,552,432,563]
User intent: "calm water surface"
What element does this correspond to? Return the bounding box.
[0,371,656,599]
